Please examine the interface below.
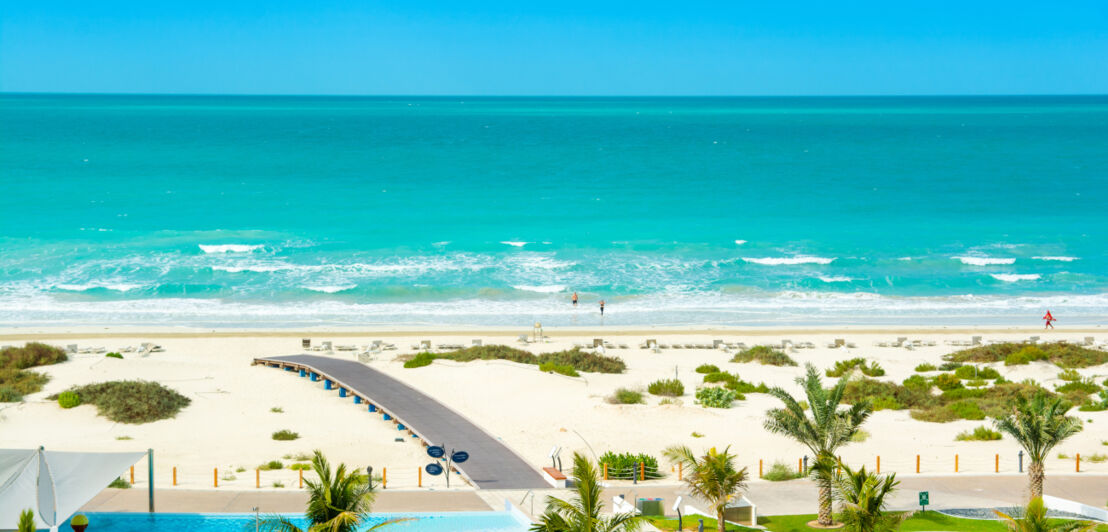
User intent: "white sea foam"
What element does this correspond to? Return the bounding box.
[512,284,567,293]
[55,283,144,292]
[303,285,357,294]
[199,244,264,254]
[897,257,913,261]
[954,256,1016,266]
[990,274,1041,282]
[734,240,747,245]
[742,256,835,265]
[1032,256,1078,262]
[817,276,855,283]
[500,241,529,247]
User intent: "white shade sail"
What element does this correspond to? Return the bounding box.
[0,448,146,530]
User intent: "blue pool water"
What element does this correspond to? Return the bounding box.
[61,511,528,532]
[2,94,1106,326]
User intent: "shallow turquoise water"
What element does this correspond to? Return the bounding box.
[1,94,1106,326]
[61,511,527,532]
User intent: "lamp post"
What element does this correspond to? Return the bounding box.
[1018,451,1024,473]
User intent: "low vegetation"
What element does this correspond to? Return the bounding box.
[1055,378,1102,396]
[258,460,283,471]
[272,430,300,441]
[598,451,660,479]
[695,387,739,408]
[647,378,685,397]
[695,363,720,374]
[953,365,1001,380]
[270,406,284,413]
[914,363,938,372]
[761,461,803,481]
[851,429,870,442]
[290,463,311,471]
[730,345,797,367]
[54,381,191,423]
[57,391,81,409]
[608,388,644,404]
[404,345,626,373]
[538,361,579,377]
[0,343,68,402]
[947,342,1108,368]
[842,376,1056,423]
[105,352,123,359]
[825,357,885,377]
[956,426,1003,441]
[702,371,769,394]
[108,478,130,489]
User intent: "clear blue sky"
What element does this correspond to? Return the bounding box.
[2,1,1106,95]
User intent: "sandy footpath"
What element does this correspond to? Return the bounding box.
[2,326,1106,490]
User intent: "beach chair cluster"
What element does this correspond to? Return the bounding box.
[571,339,630,350]
[405,339,474,352]
[824,338,859,349]
[876,337,938,349]
[302,339,397,357]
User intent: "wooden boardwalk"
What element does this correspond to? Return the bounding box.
[253,354,548,490]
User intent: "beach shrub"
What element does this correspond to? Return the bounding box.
[914,363,938,372]
[691,432,704,438]
[108,477,130,489]
[1058,368,1082,381]
[270,407,284,413]
[902,375,931,391]
[272,430,300,441]
[538,361,579,377]
[694,363,720,374]
[932,373,963,391]
[105,352,123,359]
[599,452,659,479]
[403,352,436,368]
[258,460,283,471]
[1055,378,1101,396]
[290,463,311,471]
[946,400,986,420]
[953,365,1000,380]
[647,379,685,397]
[702,371,768,394]
[272,481,285,488]
[0,343,67,370]
[762,461,804,482]
[405,345,626,374]
[847,377,1046,423]
[730,345,797,366]
[0,369,49,402]
[608,388,644,405]
[948,342,1107,367]
[695,387,739,408]
[939,362,964,371]
[965,378,988,388]
[825,358,884,377]
[58,381,190,424]
[115,436,132,440]
[851,429,870,442]
[57,391,81,409]
[1087,453,1107,464]
[956,426,1002,441]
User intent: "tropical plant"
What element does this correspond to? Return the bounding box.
[833,462,908,532]
[993,394,1083,499]
[663,446,749,532]
[695,387,739,408]
[647,379,684,397]
[764,364,873,527]
[994,497,1095,531]
[258,450,406,532]
[17,509,34,532]
[531,452,642,532]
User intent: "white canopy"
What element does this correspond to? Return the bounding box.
[0,448,146,531]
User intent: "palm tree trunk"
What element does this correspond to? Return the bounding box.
[717,508,727,532]
[818,477,833,526]
[1029,461,1044,500]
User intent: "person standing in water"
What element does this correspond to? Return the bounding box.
[572,292,578,307]
[1043,310,1056,329]
[599,300,605,316]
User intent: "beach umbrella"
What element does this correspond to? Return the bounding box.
[0,448,146,531]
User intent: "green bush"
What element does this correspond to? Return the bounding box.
[1055,378,1102,396]
[647,379,685,397]
[932,373,963,391]
[871,396,902,410]
[695,387,739,408]
[57,381,190,424]
[947,400,985,420]
[1057,368,1082,381]
[1005,351,1032,366]
[730,345,797,366]
[948,342,1107,367]
[965,378,988,388]
[694,364,720,374]
[762,461,804,481]
[955,426,1002,441]
[902,375,931,391]
[914,363,938,372]
[290,463,311,470]
[939,362,964,371]
[0,369,49,402]
[825,358,884,377]
[0,343,68,370]
[608,388,644,404]
[105,352,123,359]
[272,430,299,441]
[598,452,660,479]
[57,391,81,409]
[403,352,436,368]
[953,365,1000,380]
[702,372,767,394]
[258,460,283,471]
[538,361,579,377]
[108,477,130,489]
[851,429,870,442]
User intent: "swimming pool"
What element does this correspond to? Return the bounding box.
[62,511,530,531]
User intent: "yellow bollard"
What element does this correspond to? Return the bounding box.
[679,462,683,481]
[173,467,177,486]
[759,459,763,478]
[299,469,303,489]
[640,462,645,481]
[1076,453,1081,473]
[214,468,218,488]
[876,455,880,474]
[995,454,999,473]
[383,467,387,489]
[916,454,920,474]
[604,463,608,480]
[256,469,260,489]
[418,467,422,488]
[955,454,959,473]
[798,458,803,475]
[130,466,135,485]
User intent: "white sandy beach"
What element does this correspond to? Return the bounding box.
[3,326,1107,491]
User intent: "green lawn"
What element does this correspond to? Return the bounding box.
[647,511,1108,532]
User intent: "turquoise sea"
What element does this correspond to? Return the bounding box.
[1,94,1106,327]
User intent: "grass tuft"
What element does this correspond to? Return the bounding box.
[55,381,190,424]
[647,378,685,397]
[272,430,300,441]
[730,345,797,367]
[607,388,644,404]
[955,426,1002,441]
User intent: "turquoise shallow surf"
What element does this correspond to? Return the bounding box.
[1,94,1106,326]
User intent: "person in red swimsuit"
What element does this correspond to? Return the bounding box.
[1043,310,1055,329]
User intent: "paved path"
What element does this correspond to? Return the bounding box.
[254,354,548,490]
[82,488,494,513]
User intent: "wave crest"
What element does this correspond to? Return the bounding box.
[742,256,835,265]
[954,256,1016,266]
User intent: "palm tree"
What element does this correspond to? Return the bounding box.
[259,450,406,532]
[993,393,1083,499]
[531,452,643,532]
[763,363,873,527]
[663,445,749,532]
[833,462,907,532]
[995,497,1095,532]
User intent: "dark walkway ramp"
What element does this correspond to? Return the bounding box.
[254,354,548,490]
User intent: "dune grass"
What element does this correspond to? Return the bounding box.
[730,345,797,367]
[55,380,191,424]
[0,343,68,402]
[947,342,1108,368]
[404,345,626,373]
